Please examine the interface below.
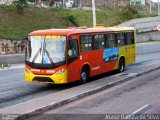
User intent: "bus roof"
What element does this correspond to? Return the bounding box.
[108,26,135,32]
[29,27,134,36]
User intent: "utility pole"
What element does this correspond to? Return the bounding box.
[158,0,160,16]
[150,0,152,14]
[80,0,82,8]
[63,0,65,8]
[104,0,107,8]
[114,0,116,9]
[92,0,96,27]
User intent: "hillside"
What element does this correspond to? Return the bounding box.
[0,5,156,40]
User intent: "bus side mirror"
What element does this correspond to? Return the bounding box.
[22,37,28,41]
[67,49,79,64]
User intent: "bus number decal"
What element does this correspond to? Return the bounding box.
[92,66,100,71]
[46,70,55,74]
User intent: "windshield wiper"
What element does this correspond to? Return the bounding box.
[44,49,55,65]
[31,37,56,66]
[42,39,55,66]
[32,48,41,63]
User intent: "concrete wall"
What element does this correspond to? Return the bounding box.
[0,38,24,55]
[0,54,25,64]
[136,42,160,54]
[137,31,160,42]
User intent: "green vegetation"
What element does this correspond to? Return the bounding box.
[0,5,157,40]
[0,64,10,68]
[12,0,26,14]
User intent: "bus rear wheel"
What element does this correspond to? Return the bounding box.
[80,69,89,84]
[118,58,125,72]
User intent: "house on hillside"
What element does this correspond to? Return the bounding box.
[73,0,130,7]
[0,0,14,5]
[130,0,146,5]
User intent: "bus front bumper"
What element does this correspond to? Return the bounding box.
[24,69,68,84]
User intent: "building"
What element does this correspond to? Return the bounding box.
[130,0,146,5]
[0,0,14,5]
[73,0,130,7]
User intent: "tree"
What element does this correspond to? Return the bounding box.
[13,0,26,14]
[49,0,55,7]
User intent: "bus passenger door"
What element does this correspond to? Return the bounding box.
[67,38,80,83]
[125,32,136,65]
[125,45,134,65]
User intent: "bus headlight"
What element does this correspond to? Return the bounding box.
[25,68,31,74]
[55,68,65,75]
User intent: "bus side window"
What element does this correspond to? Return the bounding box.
[93,35,104,50]
[104,34,109,48]
[107,33,116,48]
[117,32,125,46]
[80,35,92,53]
[126,32,134,45]
[68,39,79,58]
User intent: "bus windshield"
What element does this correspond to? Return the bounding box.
[26,35,66,65]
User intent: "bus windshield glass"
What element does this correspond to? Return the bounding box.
[26,35,66,65]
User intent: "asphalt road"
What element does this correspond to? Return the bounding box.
[32,68,160,120]
[0,68,78,109]
[0,52,160,109]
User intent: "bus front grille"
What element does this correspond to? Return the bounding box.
[33,77,53,83]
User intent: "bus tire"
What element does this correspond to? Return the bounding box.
[118,58,125,72]
[80,68,89,84]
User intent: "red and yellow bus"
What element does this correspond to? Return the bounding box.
[24,26,136,84]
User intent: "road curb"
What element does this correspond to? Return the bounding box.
[16,65,160,120]
[0,64,24,71]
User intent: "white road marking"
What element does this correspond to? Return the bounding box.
[126,73,138,77]
[125,104,150,119]
[0,91,13,95]
[132,104,150,115]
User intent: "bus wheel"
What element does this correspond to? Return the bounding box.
[80,69,89,84]
[118,58,125,72]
